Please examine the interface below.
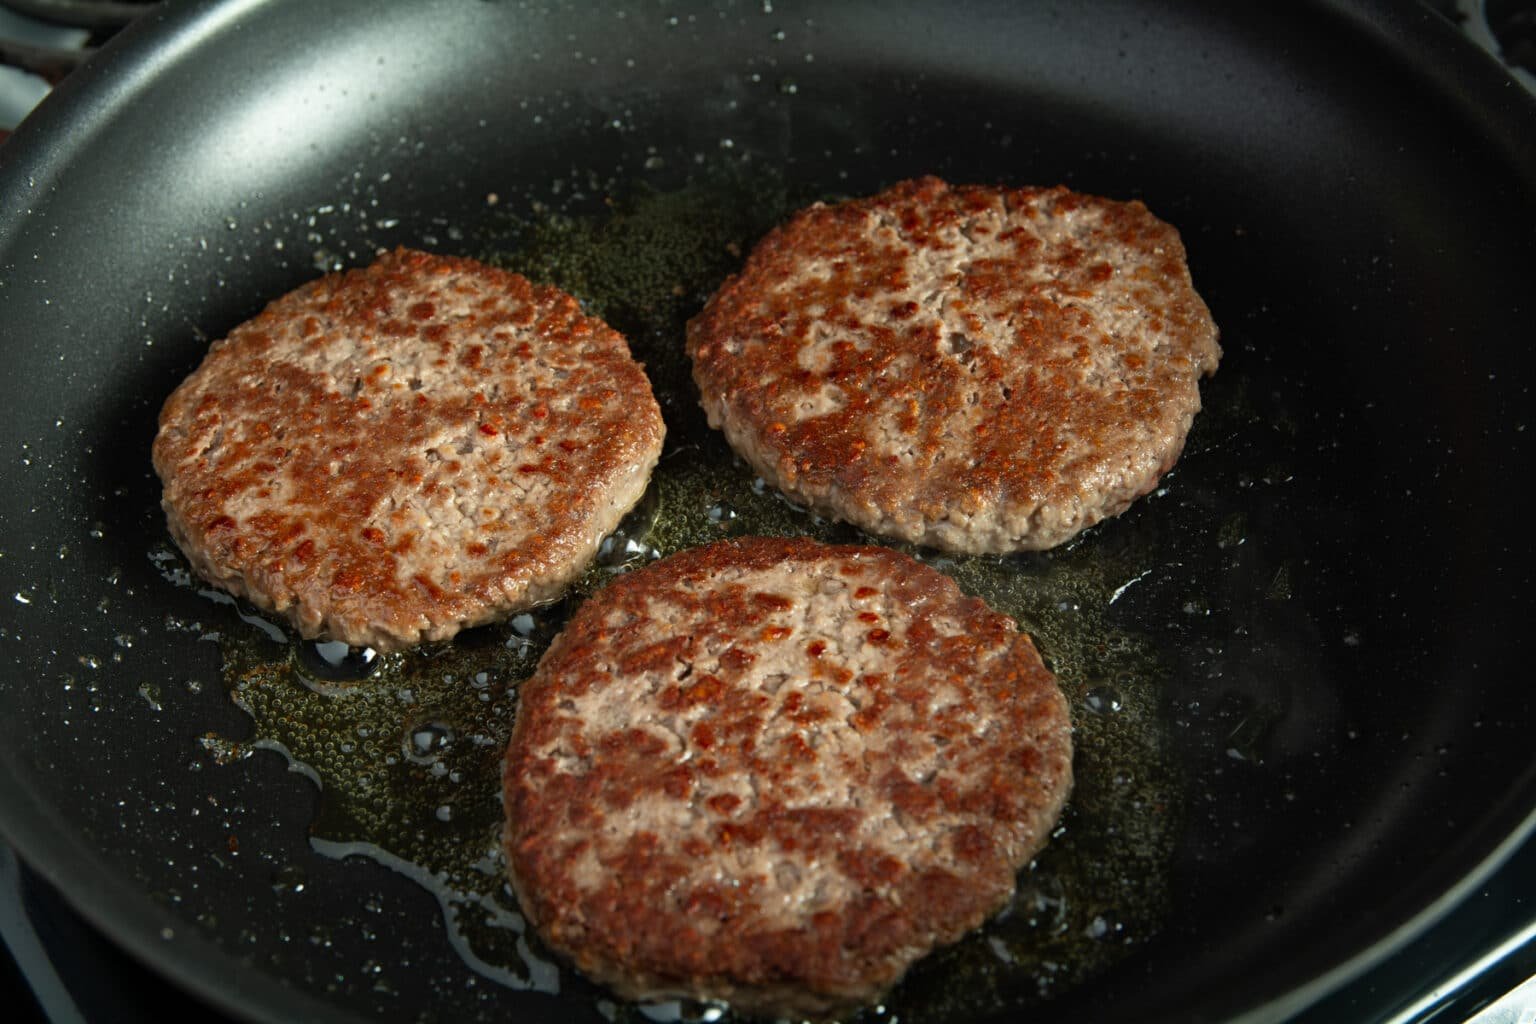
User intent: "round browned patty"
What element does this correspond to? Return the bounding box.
[502,536,1073,1018]
[687,176,1221,554]
[153,247,664,652]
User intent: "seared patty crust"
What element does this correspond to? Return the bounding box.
[687,176,1221,553]
[153,248,664,652]
[503,536,1073,1018]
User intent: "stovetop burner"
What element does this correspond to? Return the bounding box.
[3,2,1536,1022]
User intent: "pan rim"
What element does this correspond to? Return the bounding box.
[3,1,1536,1022]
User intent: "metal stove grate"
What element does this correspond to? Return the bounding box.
[0,1,153,74]
[0,0,156,136]
[1460,0,1536,91]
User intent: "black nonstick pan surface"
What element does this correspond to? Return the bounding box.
[3,1,1536,1022]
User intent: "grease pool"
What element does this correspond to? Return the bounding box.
[181,175,1182,1023]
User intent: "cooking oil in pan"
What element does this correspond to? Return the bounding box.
[180,174,1182,1022]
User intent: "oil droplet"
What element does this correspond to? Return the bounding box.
[295,640,381,684]
[1217,513,1246,549]
[406,722,455,763]
[1013,873,1068,933]
[1084,912,1123,940]
[594,489,662,570]
[637,999,728,1023]
[1084,685,1124,715]
[199,735,254,766]
[596,533,662,569]
[706,501,739,526]
[505,605,566,655]
[1224,704,1280,765]
[1267,566,1293,601]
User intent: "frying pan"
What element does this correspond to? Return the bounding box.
[3,1,1535,1021]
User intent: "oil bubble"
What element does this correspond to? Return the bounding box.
[406,722,455,763]
[637,999,727,1023]
[619,484,661,534]
[706,500,739,526]
[295,640,381,685]
[1223,703,1281,765]
[596,533,662,569]
[1012,872,1069,934]
[505,604,567,655]
[1084,911,1124,941]
[1084,685,1124,716]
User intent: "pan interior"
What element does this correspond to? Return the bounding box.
[1,2,1534,1023]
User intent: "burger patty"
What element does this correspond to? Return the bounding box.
[502,536,1073,1018]
[687,176,1221,554]
[153,247,664,652]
